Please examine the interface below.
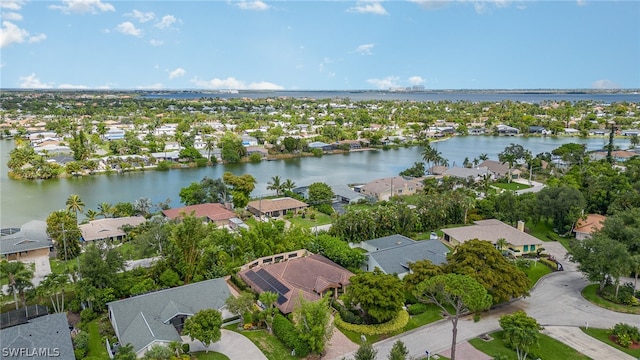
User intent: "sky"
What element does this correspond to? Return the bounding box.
[1,0,639,91]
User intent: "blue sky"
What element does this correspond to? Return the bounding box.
[1,0,639,90]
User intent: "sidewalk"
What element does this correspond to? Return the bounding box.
[543,326,635,360]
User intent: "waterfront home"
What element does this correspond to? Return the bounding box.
[590,150,637,162]
[443,166,493,183]
[356,234,449,279]
[79,216,146,243]
[574,214,606,241]
[307,141,334,152]
[359,176,425,201]
[441,219,543,256]
[0,312,75,359]
[162,203,237,227]
[107,278,232,358]
[238,251,353,314]
[246,197,308,218]
[330,184,369,204]
[478,160,516,179]
[1,221,51,261]
[496,124,520,135]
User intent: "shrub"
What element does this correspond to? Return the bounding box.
[334,310,410,336]
[74,349,86,359]
[230,274,249,292]
[539,258,558,271]
[181,343,190,354]
[407,303,428,315]
[611,323,640,347]
[316,203,334,215]
[73,331,90,352]
[195,158,208,167]
[601,283,638,305]
[156,161,172,171]
[249,153,262,163]
[80,308,97,323]
[272,314,310,356]
[332,301,363,324]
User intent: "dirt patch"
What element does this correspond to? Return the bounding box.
[67,311,81,328]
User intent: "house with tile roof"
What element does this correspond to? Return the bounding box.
[574,214,606,241]
[0,220,51,261]
[246,197,308,218]
[79,216,146,243]
[238,251,353,314]
[162,203,237,227]
[0,313,75,359]
[359,176,425,201]
[441,219,543,256]
[107,278,232,357]
[357,235,449,278]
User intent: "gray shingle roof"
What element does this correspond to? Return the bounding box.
[364,234,415,251]
[107,278,231,355]
[330,184,367,202]
[0,313,75,360]
[0,220,51,255]
[368,239,450,275]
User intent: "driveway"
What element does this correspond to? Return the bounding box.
[514,178,546,194]
[183,329,267,360]
[543,326,635,360]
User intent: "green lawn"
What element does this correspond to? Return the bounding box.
[525,220,572,250]
[225,327,300,360]
[521,260,553,288]
[492,182,533,191]
[469,330,590,360]
[87,320,109,359]
[580,327,640,358]
[193,351,230,360]
[581,284,640,314]
[286,212,332,228]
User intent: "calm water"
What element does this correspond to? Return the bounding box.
[143,91,640,103]
[0,136,627,227]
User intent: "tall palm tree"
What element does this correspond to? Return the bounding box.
[259,291,279,333]
[204,138,215,162]
[38,273,69,313]
[479,153,489,161]
[0,261,34,309]
[85,209,98,221]
[267,175,283,196]
[65,194,84,223]
[98,202,114,218]
[282,179,297,193]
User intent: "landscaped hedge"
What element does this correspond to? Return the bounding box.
[334,310,410,336]
[407,303,428,315]
[539,258,559,271]
[272,314,310,356]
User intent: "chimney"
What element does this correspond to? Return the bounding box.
[517,220,525,232]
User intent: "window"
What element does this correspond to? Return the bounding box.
[530,245,535,251]
[523,245,529,252]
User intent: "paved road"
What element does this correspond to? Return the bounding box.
[514,178,546,194]
[183,329,268,360]
[333,241,640,359]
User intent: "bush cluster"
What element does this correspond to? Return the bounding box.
[538,257,559,271]
[407,303,429,315]
[611,323,640,348]
[332,301,363,325]
[601,283,639,306]
[272,314,310,356]
[334,310,409,336]
[229,274,249,292]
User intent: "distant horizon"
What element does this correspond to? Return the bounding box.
[2,88,639,93]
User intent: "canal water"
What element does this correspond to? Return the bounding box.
[0,136,628,226]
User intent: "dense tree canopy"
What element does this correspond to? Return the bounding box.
[343,269,405,324]
[182,309,223,350]
[499,311,542,360]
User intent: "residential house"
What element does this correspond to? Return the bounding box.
[590,150,637,162]
[107,278,232,357]
[357,234,449,278]
[105,128,126,141]
[528,126,549,134]
[441,219,543,256]
[0,221,51,261]
[238,251,353,314]
[443,167,494,183]
[245,146,268,158]
[496,124,519,135]
[162,203,237,227]
[0,312,75,360]
[241,135,258,147]
[246,197,308,218]
[574,214,606,241]
[330,184,369,204]
[478,160,516,179]
[359,176,425,201]
[307,141,335,152]
[79,216,146,243]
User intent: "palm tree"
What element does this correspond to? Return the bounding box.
[98,202,114,218]
[38,273,69,313]
[0,261,34,309]
[496,238,508,253]
[479,153,489,161]
[421,143,439,169]
[66,194,84,223]
[204,138,215,162]
[282,179,296,193]
[259,291,279,333]
[85,209,98,221]
[267,175,283,196]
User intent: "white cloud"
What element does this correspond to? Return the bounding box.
[0,21,28,48]
[355,43,374,55]
[49,0,115,14]
[19,73,53,89]
[408,76,425,85]
[168,67,186,79]
[409,0,451,10]
[592,79,620,89]
[3,12,23,21]
[116,22,142,37]
[136,83,164,90]
[58,83,89,89]
[126,9,155,23]
[348,1,388,15]
[366,76,400,89]
[234,0,270,11]
[28,33,46,43]
[0,0,25,10]
[154,15,178,30]
[149,39,164,46]
[576,0,587,6]
[191,77,283,90]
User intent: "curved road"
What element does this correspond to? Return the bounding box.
[333,241,640,359]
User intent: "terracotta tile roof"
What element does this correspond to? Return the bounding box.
[246,197,308,214]
[574,214,606,235]
[79,216,146,242]
[239,254,353,314]
[162,203,236,222]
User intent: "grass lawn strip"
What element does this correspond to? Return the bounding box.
[87,320,109,358]
[469,330,590,360]
[193,351,230,360]
[286,212,333,228]
[580,327,640,358]
[492,182,533,191]
[581,284,640,315]
[224,325,299,360]
[521,260,553,288]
